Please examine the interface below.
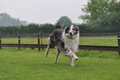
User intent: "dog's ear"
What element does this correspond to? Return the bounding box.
[74,25,79,34]
[75,26,79,31]
[65,25,70,33]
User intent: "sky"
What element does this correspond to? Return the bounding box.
[0,0,88,24]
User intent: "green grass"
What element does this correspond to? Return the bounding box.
[0,36,120,80]
[0,48,120,80]
[80,36,118,46]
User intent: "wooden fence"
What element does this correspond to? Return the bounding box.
[0,34,120,56]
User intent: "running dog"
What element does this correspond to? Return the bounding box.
[45,25,79,66]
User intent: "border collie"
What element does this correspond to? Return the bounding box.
[45,25,79,66]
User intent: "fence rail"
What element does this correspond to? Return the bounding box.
[79,45,118,52]
[1,44,118,52]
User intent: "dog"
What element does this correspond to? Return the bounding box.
[45,25,79,66]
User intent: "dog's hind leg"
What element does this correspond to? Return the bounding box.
[45,37,51,57]
[55,48,61,64]
[45,45,50,57]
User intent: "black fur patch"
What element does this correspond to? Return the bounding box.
[65,26,70,34]
[60,41,65,49]
[57,38,65,50]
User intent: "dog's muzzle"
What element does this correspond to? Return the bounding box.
[69,32,73,37]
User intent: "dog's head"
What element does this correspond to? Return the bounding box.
[64,25,79,39]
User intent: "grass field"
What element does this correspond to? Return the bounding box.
[0,36,120,80]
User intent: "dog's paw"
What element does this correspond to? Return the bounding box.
[71,63,74,67]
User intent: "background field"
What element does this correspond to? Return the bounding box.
[1,36,118,46]
[0,36,120,80]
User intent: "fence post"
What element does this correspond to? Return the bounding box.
[0,37,1,49]
[18,36,20,49]
[117,33,120,56]
[40,32,44,50]
[37,35,40,51]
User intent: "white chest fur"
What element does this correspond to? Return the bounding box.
[62,33,79,53]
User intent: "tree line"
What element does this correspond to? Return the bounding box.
[0,24,54,35]
[0,23,120,35]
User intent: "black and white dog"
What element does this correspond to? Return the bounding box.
[45,25,79,66]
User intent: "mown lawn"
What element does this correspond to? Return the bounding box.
[0,36,120,80]
[0,48,120,80]
[80,36,118,46]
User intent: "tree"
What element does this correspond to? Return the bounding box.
[79,0,119,22]
[57,16,72,28]
[79,0,120,33]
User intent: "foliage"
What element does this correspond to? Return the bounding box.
[0,23,120,35]
[0,23,55,35]
[57,16,72,27]
[79,0,120,33]
[80,0,119,21]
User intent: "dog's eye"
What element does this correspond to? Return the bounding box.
[73,29,75,30]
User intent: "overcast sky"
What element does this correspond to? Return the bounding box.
[0,0,88,24]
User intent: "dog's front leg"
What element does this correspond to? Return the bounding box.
[70,57,75,66]
[71,53,78,66]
